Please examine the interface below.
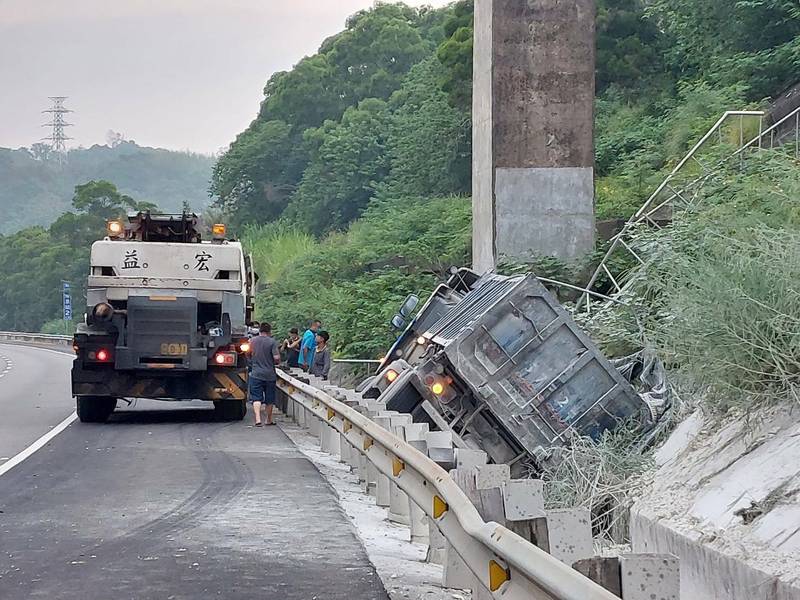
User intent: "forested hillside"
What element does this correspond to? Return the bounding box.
[1,0,798,353]
[215,0,800,356]
[0,141,214,234]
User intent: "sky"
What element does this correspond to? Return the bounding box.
[0,0,450,155]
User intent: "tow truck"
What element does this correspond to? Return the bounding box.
[71,212,256,423]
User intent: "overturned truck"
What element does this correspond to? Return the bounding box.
[366,269,654,475]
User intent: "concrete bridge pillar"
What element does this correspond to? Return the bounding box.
[472,0,596,272]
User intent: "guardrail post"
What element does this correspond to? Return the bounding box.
[444,467,487,589]
[372,414,394,507]
[388,414,414,526]
[403,423,431,544]
[425,430,458,565]
[351,406,369,479]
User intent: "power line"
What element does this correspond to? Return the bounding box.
[42,96,73,164]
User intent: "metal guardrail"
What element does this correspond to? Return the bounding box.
[275,370,620,600]
[0,331,72,346]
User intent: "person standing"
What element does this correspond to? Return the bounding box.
[281,328,301,368]
[247,322,281,427]
[299,319,321,371]
[310,330,331,380]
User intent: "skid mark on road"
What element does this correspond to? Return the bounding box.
[0,353,13,379]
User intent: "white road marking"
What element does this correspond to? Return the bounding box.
[0,412,78,477]
[0,346,79,476]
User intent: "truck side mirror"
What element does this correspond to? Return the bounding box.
[398,294,419,319]
[391,314,406,330]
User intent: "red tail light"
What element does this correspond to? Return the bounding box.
[87,348,113,363]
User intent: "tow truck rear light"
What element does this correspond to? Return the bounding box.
[239,341,251,353]
[213,352,237,366]
[385,369,399,383]
[87,348,113,362]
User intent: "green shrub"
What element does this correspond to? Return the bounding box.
[252,195,471,357]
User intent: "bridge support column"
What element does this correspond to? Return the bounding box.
[472,0,596,272]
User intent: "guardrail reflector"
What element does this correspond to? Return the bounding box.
[392,458,404,477]
[343,420,352,433]
[327,408,335,421]
[363,437,373,451]
[287,386,295,395]
[313,400,320,409]
[489,560,510,592]
[433,495,448,519]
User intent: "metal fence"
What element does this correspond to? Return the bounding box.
[580,105,800,315]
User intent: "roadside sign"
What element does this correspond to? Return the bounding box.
[62,281,72,321]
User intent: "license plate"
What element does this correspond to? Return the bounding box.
[160,343,188,356]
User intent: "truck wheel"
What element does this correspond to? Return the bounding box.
[76,396,117,423]
[214,400,246,421]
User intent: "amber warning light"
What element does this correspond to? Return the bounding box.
[107,220,124,237]
[212,223,226,239]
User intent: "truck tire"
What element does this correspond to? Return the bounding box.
[76,396,117,423]
[214,400,246,421]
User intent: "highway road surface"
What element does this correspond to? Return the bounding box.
[0,343,389,599]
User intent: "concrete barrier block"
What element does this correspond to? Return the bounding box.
[404,423,430,442]
[474,464,510,490]
[546,508,593,566]
[573,557,622,597]
[426,430,454,465]
[454,448,488,469]
[620,554,679,600]
[365,400,387,415]
[502,479,545,521]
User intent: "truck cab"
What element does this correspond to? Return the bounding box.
[71,212,256,423]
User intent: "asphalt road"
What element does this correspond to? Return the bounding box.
[0,344,388,600]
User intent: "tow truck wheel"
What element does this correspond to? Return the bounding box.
[76,396,117,423]
[214,400,246,421]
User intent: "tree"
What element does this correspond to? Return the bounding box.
[646,0,800,98]
[596,0,669,92]
[436,0,473,111]
[216,3,452,230]
[210,120,303,227]
[72,180,137,220]
[382,57,471,198]
[29,143,52,162]
[285,99,391,234]
[106,130,126,147]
